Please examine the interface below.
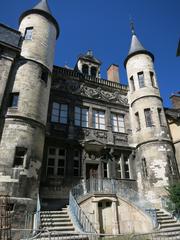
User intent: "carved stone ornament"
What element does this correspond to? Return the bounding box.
[53,80,128,105]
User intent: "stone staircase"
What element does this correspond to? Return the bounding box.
[39,206,79,239]
[155,209,180,239]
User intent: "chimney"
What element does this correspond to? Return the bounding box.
[170,92,180,109]
[107,64,120,83]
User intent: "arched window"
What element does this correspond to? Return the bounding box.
[82,64,89,75]
[91,66,97,77]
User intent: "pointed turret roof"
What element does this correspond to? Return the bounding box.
[19,0,59,38]
[33,0,51,15]
[124,23,154,67]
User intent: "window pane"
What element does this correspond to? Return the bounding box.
[144,109,153,127]
[47,167,54,176]
[53,102,59,109]
[51,116,59,122]
[59,149,65,156]
[57,168,64,176]
[48,158,55,166]
[25,27,33,40]
[138,72,145,88]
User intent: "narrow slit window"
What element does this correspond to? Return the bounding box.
[138,72,145,88]
[158,108,164,126]
[144,108,153,127]
[9,93,19,108]
[135,112,141,131]
[142,158,148,178]
[24,27,33,40]
[73,150,80,176]
[130,76,135,91]
[13,147,27,167]
[41,69,49,84]
[150,72,156,88]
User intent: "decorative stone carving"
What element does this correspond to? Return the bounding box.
[53,80,128,105]
[93,130,107,139]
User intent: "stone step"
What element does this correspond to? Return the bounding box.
[41,213,69,218]
[41,222,73,227]
[44,226,75,232]
[157,216,173,220]
[41,217,71,222]
[41,210,68,214]
[158,219,177,224]
[160,223,180,229]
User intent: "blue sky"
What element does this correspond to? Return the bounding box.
[0,0,179,107]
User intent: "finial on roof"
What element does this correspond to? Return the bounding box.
[130,20,136,36]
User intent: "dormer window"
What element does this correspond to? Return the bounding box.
[91,67,97,77]
[82,64,89,75]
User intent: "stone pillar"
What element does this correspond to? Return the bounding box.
[128,154,134,179]
[112,200,119,234]
[120,153,125,179]
[89,106,93,128]
[93,200,100,233]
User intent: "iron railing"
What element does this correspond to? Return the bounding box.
[69,191,97,234]
[11,229,180,240]
[71,178,158,229]
[33,193,41,233]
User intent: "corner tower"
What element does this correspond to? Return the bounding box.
[0,0,59,229]
[124,25,179,206]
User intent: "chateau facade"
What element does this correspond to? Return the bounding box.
[0,0,179,236]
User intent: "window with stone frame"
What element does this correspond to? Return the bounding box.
[41,69,49,84]
[74,106,89,127]
[46,147,66,177]
[135,112,141,131]
[13,147,27,167]
[124,156,130,179]
[138,71,145,88]
[130,76,135,91]
[157,108,164,126]
[103,162,108,178]
[91,66,97,77]
[142,158,148,178]
[73,149,80,177]
[9,92,19,108]
[111,113,125,133]
[92,110,105,130]
[24,27,33,40]
[144,108,153,127]
[116,160,122,179]
[82,64,89,75]
[51,102,68,124]
[167,155,175,175]
[150,72,156,88]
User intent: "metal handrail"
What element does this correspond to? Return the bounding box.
[69,191,97,234]
[33,193,41,232]
[71,178,158,229]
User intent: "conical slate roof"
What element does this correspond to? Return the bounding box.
[128,34,146,55]
[124,31,154,68]
[19,0,59,38]
[33,0,52,15]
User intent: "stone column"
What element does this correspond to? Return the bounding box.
[120,153,125,179]
[89,106,93,128]
[128,154,134,179]
[112,200,119,234]
[93,200,100,233]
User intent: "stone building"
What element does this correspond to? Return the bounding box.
[0,0,179,237]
